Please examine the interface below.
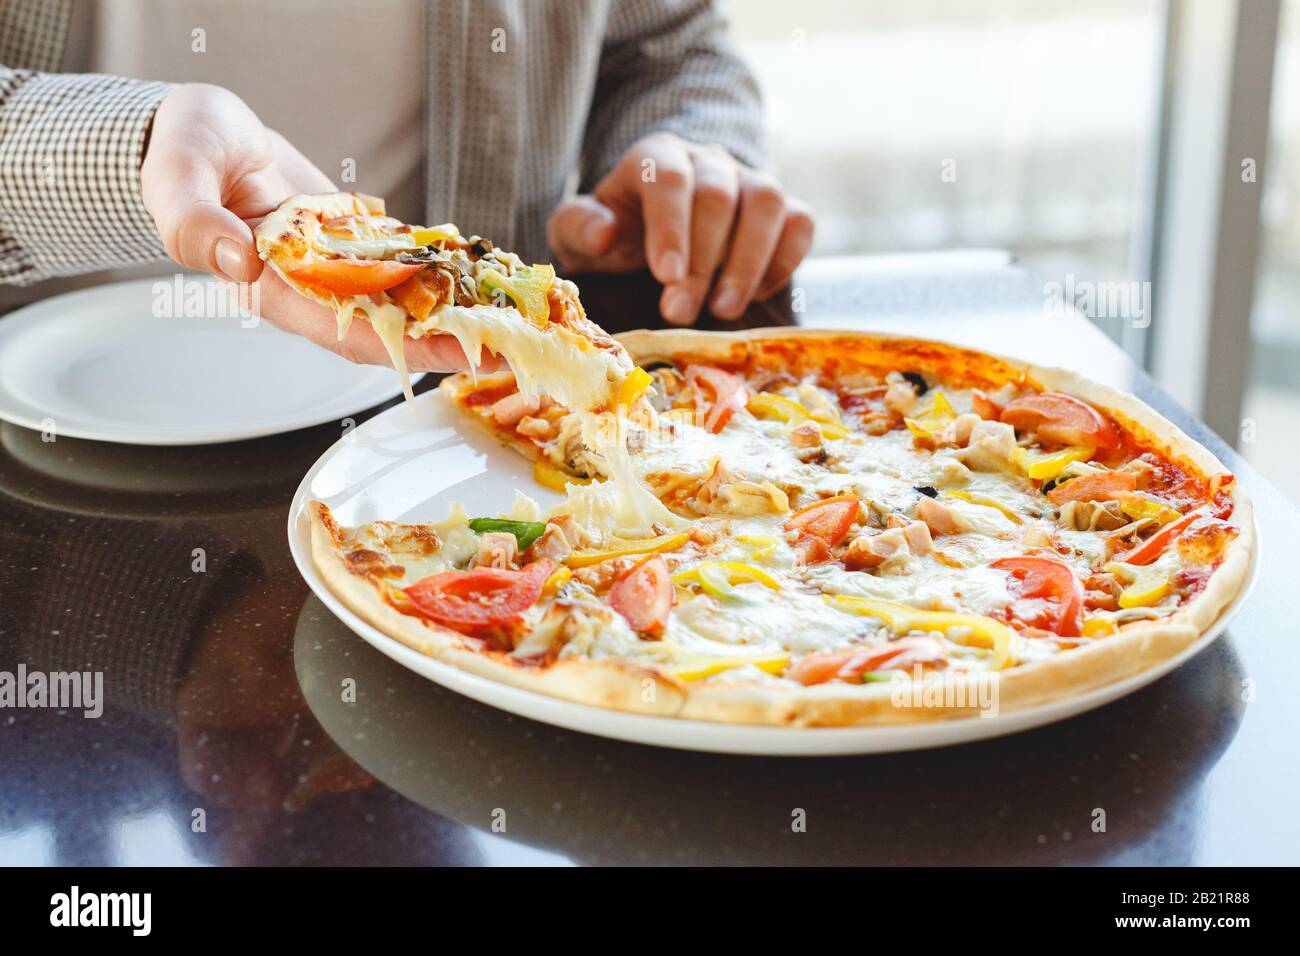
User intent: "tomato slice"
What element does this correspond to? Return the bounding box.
[784,494,860,547]
[686,365,749,433]
[1116,510,1200,566]
[1046,470,1137,503]
[990,556,1084,637]
[1000,392,1120,450]
[288,259,424,296]
[402,559,553,635]
[787,636,947,686]
[606,554,673,635]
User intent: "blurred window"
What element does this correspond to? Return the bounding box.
[728,0,1162,342]
[1245,0,1300,502]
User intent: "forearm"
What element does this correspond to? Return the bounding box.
[0,66,172,286]
[581,0,765,190]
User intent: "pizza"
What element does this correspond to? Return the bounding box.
[303,316,1254,723]
[254,192,631,406]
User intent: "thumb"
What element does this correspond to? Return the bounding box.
[546,195,617,269]
[142,154,264,283]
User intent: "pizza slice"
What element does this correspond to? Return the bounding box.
[254,192,634,407]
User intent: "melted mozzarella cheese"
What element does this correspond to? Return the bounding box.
[339,298,415,401]
[411,304,628,412]
[667,590,867,657]
[312,229,418,261]
[808,560,1014,617]
[552,444,684,538]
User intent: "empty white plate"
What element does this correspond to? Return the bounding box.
[0,277,418,445]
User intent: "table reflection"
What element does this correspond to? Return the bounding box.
[293,594,1246,866]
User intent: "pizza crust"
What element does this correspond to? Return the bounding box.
[308,501,686,716]
[311,329,1256,727]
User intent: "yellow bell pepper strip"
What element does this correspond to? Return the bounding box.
[903,390,957,439]
[672,652,791,682]
[930,390,956,418]
[467,517,548,550]
[411,223,459,246]
[747,392,849,439]
[478,264,556,327]
[1081,616,1118,637]
[565,532,690,568]
[673,561,781,598]
[1103,561,1172,609]
[944,490,1023,524]
[618,367,654,407]
[1117,493,1183,526]
[736,535,780,561]
[828,595,1015,670]
[1015,446,1093,481]
[533,460,591,493]
[542,565,572,596]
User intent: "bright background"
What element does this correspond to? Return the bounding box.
[727,0,1300,503]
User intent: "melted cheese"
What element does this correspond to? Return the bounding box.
[313,228,418,261]
[339,297,416,401]
[552,435,684,538]
[356,500,478,584]
[411,304,628,411]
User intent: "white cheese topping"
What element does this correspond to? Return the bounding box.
[411,304,628,412]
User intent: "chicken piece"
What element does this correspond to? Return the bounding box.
[548,513,595,549]
[788,421,825,463]
[690,458,790,516]
[573,555,640,590]
[884,380,919,415]
[523,524,573,562]
[916,497,972,536]
[796,383,842,423]
[490,391,542,427]
[902,520,933,555]
[842,527,909,570]
[789,421,822,448]
[940,412,981,447]
[688,519,728,547]
[957,419,1018,472]
[472,531,518,570]
[516,415,555,440]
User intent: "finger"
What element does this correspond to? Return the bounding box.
[754,201,816,301]
[626,135,693,284]
[709,172,786,320]
[546,195,618,271]
[407,335,504,374]
[142,153,264,283]
[660,148,740,326]
[233,272,499,373]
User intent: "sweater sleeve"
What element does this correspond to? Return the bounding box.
[0,66,172,286]
[580,0,765,190]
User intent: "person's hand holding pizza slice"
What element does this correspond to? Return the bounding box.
[140,84,486,373]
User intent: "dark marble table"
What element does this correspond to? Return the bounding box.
[1,252,1295,866]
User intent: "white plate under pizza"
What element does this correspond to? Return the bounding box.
[267,192,1256,752]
